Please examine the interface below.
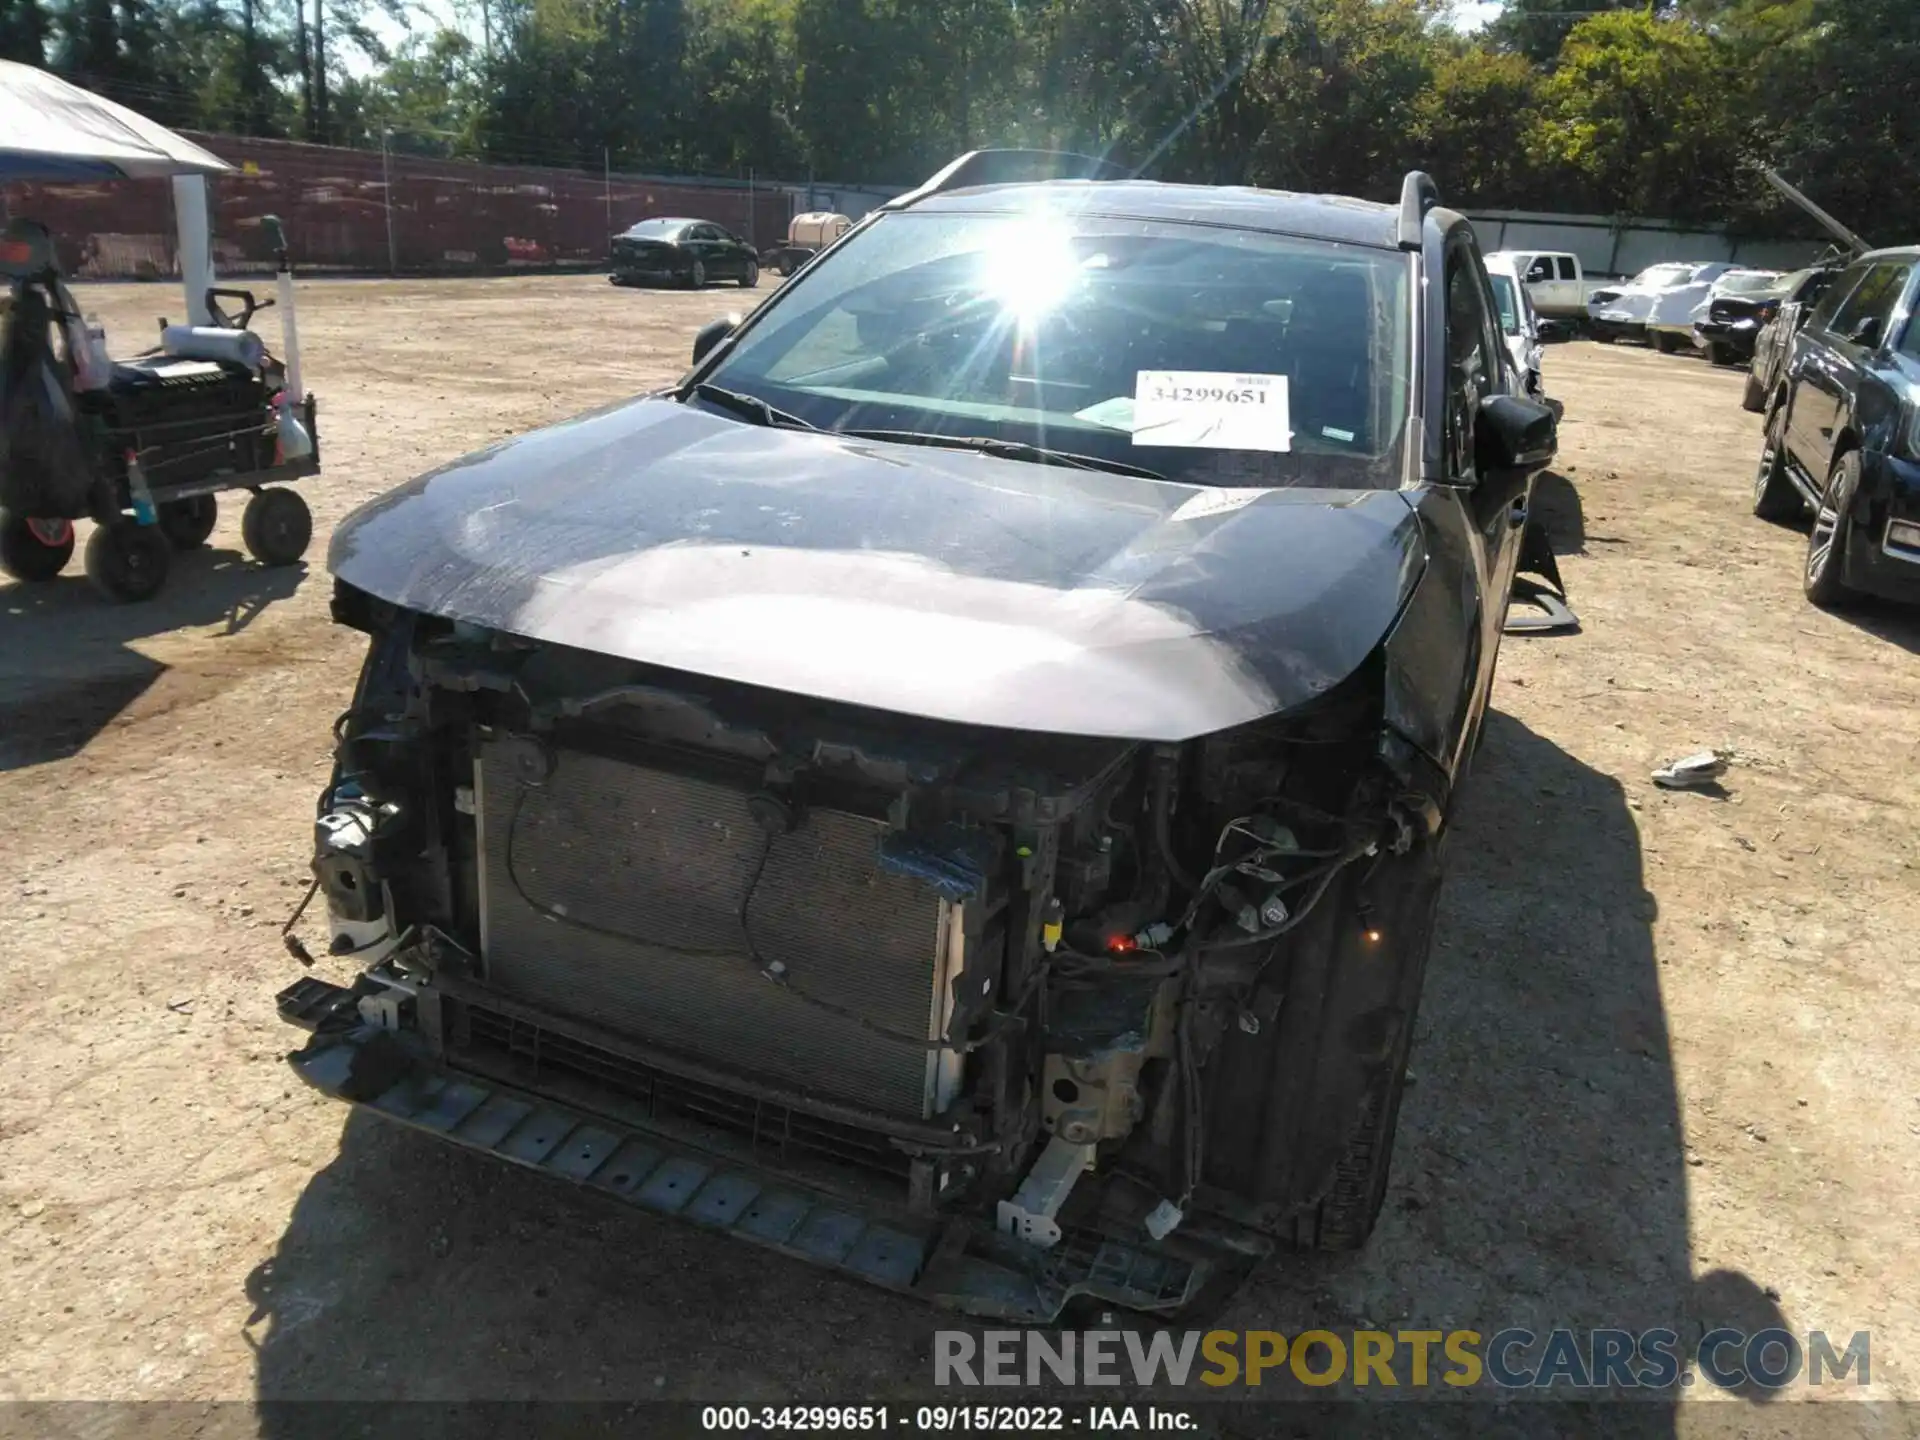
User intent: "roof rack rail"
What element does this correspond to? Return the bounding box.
[885,149,1129,210]
[1398,171,1440,250]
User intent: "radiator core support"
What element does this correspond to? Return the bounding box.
[473,737,960,1118]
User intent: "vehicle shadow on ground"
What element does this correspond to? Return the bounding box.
[1835,599,1920,657]
[0,548,304,771]
[1216,711,1788,1426]
[1529,471,1585,555]
[243,714,1786,1427]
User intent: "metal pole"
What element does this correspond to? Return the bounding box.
[605,147,612,235]
[747,167,755,248]
[381,126,397,276]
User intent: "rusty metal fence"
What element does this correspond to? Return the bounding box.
[2,134,794,281]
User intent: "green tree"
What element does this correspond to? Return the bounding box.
[1412,40,1541,206]
[1742,0,1920,242]
[1489,0,1670,68]
[0,0,50,63]
[1529,9,1743,219]
[682,0,803,175]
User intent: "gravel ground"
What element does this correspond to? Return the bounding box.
[2,277,1916,1428]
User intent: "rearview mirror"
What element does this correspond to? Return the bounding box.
[692,314,739,366]
[1476,393,1557,474]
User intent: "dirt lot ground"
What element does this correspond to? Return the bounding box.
[2,276,1917,1426]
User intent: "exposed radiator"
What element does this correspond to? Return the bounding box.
[476,738,952,1118]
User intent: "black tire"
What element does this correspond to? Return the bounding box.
[1593,330,1616,344]
[1287,866,1445,1252]
[83,519,172,602]
[688,258,706,290]
[241,487,312,566]
[158,494,218,550]
[740,259,759,289]
[1652,331,1679,354]
[1752,402,1801,522]
[0,510,75,582]
[1805,452,1861,609]
[774,256,792,277]
[1706,341,1735,367]
[1740,370,1768,413]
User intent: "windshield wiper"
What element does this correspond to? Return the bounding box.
[688,383,819,431]
[839,429,1166,482]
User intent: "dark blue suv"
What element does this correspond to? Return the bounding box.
[1753,246,1920,607]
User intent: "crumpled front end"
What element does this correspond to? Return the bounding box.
[285,567,1454,1318]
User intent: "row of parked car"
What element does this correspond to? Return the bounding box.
[1496,239,1917,612]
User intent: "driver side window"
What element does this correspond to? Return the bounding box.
[1444,250,1499,480]
[1826,263,1911,345]
[1525,257,1553,284]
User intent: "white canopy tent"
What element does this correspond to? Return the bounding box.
[1,59,230,323]
[0,59,230,181]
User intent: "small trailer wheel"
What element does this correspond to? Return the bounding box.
[242,487,313,566]
[0,510,75,582]
[158,495,218,550]
[84,519,172,602]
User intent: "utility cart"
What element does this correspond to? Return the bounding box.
[1,60,324,602]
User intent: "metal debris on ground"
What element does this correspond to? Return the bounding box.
[1652,750,1732,790]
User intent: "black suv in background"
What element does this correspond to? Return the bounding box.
[1752,247,1920,607]
[1742,264,1841,412]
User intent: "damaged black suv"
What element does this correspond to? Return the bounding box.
[282,151,1556,1321]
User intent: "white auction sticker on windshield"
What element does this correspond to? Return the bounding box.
[1131,371,1292,452]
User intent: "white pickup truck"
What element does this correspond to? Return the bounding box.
[1485,249,1605,329]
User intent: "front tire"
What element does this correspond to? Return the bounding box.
[0,510,75,582]
[84,519,172,602]
[1652,331,1680,354]
[241,487,312,566]
[1752,402,1801,522]
[1805,452,1861,609]
[1706,341,1735,367]
[740,259,759,289]
[1741,370,1767,413]
[1288,865,1444,1251]
[687,258,706,290]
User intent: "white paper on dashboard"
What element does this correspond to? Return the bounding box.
[1130,370,1292,452]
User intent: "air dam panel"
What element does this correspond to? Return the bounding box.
[477,739,947,1117]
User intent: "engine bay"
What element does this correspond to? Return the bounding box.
[293,579,1443,1308]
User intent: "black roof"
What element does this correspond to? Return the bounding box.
[904,179,1407,250]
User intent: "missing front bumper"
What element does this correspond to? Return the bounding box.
[281,979,1209,1322]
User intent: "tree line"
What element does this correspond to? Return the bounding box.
[4,0,1916,240]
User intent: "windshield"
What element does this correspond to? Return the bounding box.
[701,209,1413,489]
[1488,273,1522,335]
[1716,271,1784,296]
[623,219,688,239]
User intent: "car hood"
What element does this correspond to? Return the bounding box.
[328,397,1427,741]
[1647,283,1717,325]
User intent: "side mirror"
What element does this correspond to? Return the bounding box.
[1476,393,1557,475]
[1845,314,1881,348]
[692,314,739,367]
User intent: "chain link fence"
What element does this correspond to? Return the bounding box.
[3,133,795,281]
